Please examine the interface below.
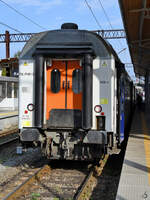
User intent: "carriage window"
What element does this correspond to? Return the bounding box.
[14,82,18,98]
[7,82,12,98]
[72,69,82,94]
[0,82,6,98]
[51,69,60,93]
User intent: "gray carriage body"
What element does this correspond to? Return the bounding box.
[19,24,133,159]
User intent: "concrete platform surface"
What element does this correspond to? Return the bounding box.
[0,111,18,131]
[116,106,150,200]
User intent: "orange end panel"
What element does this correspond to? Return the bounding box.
[67,60,82,110]
[46,61,66,120]
[46,60,82,120]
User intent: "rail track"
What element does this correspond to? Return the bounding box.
[2,155,108,200]
[0,136,18,148]
[75,154,109,200]
[0,126,19,148]
[0,111,18,138]
[2,164,50,200]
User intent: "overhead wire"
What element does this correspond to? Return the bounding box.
[84,0,129,68]
[0,21,22,33]
[84,0,123,58]
[84,0,103,29]
[97,0,128,62]
[97,0,113,29]
[0,0,46,30]
[96,0,121,53]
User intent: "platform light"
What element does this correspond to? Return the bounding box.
[27,103,35,111]
[94,105,102,113]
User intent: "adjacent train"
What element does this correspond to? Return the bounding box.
[19,23,135,161]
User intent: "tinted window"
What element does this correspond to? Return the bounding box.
[14,82,18,98]
[51,69,60,93]
[0,82,6,98]
[7,82,12,98]
[72,69,82,94]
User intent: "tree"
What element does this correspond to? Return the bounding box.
[14,50,21,58]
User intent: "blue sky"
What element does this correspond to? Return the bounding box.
[0,0,135,79]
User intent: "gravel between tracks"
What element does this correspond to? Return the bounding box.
[0,136,125,200]
[12,152,124,200]
[0,144,124,200]
[15,161,92,200]
[0,141,44,190]
[90,150,125,200]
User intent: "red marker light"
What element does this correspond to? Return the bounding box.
[101,112,104,116]
[24,110,28,114]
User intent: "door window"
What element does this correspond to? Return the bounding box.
[72,69,82,94]
[51,69,60,93]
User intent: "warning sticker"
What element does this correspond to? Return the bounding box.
[22,121,31,127]
[101,61,107,67]
[23,62,28,66]
[100,98,108,104]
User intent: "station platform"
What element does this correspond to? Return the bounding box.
[0,110,18,132]
[116,106,150,200]
[0,110,18,118]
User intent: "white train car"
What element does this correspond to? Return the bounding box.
[19,23,133,160]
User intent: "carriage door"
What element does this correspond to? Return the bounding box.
[120,76,125,142]
[46,60,82,127]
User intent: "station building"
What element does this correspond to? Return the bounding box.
[0,58,18,111]
[0,57,18,77]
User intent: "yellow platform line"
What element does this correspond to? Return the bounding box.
[141,112,150,185]
[0,111,18,117]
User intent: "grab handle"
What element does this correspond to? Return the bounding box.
[68,81,70,89]
[62,81,65,89]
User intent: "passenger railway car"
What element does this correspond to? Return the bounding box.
[19,23,134,160]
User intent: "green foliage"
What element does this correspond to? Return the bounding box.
[14,50,21,58]
[2,68,6,76]
[31,193,40,200]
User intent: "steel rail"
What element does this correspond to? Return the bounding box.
[74,154,109,200]
[3,154,108,200]
[0,115,18,120]
[3,165,51,200]
[0,136,18,148]
[74,169,94,200]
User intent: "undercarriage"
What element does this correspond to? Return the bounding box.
[41,130,104,161]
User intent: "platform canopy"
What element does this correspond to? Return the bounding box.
[118,0,150,76]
